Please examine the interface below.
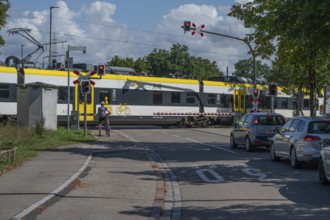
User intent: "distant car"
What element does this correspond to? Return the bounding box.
[319,139,330,185]
[230,112,286,152]
[270,116,330,168]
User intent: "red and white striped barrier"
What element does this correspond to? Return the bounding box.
[153,112,232,116]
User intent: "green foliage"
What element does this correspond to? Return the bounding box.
[107,43,223,80]
[35,117,45,136]
[0,0,10,46]
[229,0,330,116]
[233,58,270,80]
[0,125,95,173]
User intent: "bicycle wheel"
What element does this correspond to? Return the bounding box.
[105,124,110,136]
[124,108,130,115]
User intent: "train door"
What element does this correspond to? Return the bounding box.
[233,89,246,113]
[74,84,95,121]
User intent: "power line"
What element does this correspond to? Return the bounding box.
[6,9,249,58]
[2,26,247,59]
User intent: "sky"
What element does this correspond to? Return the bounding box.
[0,0,254,74]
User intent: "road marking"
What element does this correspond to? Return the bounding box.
[185,138,235,154]
[192,164,200,169]
[161,131,168,134]
[209,164,217,169]
[173,135,180,138]
[242,168,281,183]
[13,154,93,219]
[195,168,225,183]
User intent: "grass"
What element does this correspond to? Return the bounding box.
[0,124,96,174]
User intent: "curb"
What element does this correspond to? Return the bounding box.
[12,153,92,219]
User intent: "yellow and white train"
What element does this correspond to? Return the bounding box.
[0,65,323,127]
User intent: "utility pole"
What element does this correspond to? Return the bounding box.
[49,6,59,69]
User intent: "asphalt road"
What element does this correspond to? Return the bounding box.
[24,126,330,219]
[117,126,330,220]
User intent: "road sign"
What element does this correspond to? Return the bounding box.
[68,46,86,54]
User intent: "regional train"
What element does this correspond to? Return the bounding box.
[0,65,323,127]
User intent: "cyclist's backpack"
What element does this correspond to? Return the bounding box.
[98,106,107,118]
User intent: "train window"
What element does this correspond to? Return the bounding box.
[208,94,217,105]
[0,84,10,98]
[221,94,233,108]
[240,94,245,109]
[281,98,288,109]
[186,92,195,104]
[153,91,163,105]
[292,99,297,110]
[304,99,310,109]
[234,94,238,108]
[171,92,181,103]
[58,87,74,103]
[99,91,111,104]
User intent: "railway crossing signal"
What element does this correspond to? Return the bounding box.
[183,21,191,32]
[97,64,105,76]
[80,80,90,94]
[252,88,260,98]
[268,83,278,96]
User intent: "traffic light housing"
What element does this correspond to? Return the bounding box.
[183,21,191,32]
[80,80,90,94]
[97,64,105,76]
[268,83,278,96]
[252,88,260,98]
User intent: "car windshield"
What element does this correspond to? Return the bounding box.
[308,121,330,134]
[255,115,285,125]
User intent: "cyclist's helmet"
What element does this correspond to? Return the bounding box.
[101,101,105,105]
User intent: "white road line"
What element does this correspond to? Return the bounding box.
[13,154,93,219]
[192,164,200,169]
[185,138,235,154]
[161,131,168,134]
[209,164,217,169]
[173,135,180,138]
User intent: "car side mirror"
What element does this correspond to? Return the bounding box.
[322,139,330,149]
[273,127,280,133]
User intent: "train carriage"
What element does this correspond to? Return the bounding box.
[0,65,323,127]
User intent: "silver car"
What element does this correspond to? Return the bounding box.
[271,116,330,168]
[319,139,330,185]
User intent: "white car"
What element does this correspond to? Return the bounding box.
[319,139,330,185]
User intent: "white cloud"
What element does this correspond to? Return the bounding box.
[157,3,252,73]
[0,1,253,74]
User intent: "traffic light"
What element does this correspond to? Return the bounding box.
[80,80,90,94]
[252,88,260,98]
[183,21,191,32]
[268,83,278,96]
[97,64,105,76]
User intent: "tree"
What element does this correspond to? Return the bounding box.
[0,0,10,47]
[229,0,330,116]
[233,58,270,80]
[107,55,135,68]
[146,44,223,79]
[145,48,170,76]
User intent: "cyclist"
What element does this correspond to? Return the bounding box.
[97,101,110,136]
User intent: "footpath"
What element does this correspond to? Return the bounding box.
[0,131,161,220]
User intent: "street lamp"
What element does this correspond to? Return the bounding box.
[66,45,86,131]
[20,44,26,61]
[49,6,59,69]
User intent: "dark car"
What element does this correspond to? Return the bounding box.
[230,112,286,152]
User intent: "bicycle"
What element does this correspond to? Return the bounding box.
[116,103,130,115]
[104,115,110,137]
